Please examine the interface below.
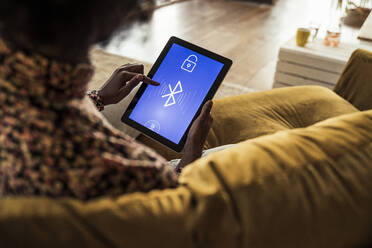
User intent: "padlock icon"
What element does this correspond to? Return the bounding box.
[181,55,198,72]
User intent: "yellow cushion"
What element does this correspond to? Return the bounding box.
[206,85,358,148]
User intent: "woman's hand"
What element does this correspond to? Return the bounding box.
[98,64,160,106]
[177,101,214,171]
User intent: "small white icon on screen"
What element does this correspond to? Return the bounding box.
[145,120,161,132]
[162,81,183,107]
[181,55,198,72]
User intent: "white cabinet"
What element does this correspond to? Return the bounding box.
[274,37,372,89]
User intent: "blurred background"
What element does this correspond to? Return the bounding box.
[101,0,370,90]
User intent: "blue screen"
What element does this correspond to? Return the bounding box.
[129,43,224,144]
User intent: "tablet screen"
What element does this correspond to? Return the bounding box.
[128,43,224,144]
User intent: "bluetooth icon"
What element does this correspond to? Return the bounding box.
[162,81,183,107]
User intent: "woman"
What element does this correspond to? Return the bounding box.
[0,0,213,200]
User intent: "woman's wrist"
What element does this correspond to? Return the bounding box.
[176,145,202,173]
[97,89,111,106]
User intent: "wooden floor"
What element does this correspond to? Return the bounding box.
[103,0,343,90]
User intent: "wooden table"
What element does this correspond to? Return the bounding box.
[274,37,372,89]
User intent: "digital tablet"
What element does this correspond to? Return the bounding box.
[121,36,232,152]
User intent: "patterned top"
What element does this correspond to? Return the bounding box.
[0,38,178,200]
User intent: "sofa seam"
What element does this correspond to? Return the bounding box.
[58,201,116,248]
[209,161,244,248]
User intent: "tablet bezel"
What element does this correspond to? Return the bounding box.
[121,36,232,152]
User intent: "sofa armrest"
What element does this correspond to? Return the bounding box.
[334,49,372,111]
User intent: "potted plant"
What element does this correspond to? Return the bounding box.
[340,0,372,27]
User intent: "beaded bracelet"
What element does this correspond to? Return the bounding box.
[87,90,105,111]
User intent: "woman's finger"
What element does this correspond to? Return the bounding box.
[117,75,143,100]
[141,75,160,86]
[200,101,213,119]
[120,72,160,86]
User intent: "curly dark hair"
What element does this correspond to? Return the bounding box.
[0,0,152,62]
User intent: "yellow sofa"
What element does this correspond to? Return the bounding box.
[0,49,371,248]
